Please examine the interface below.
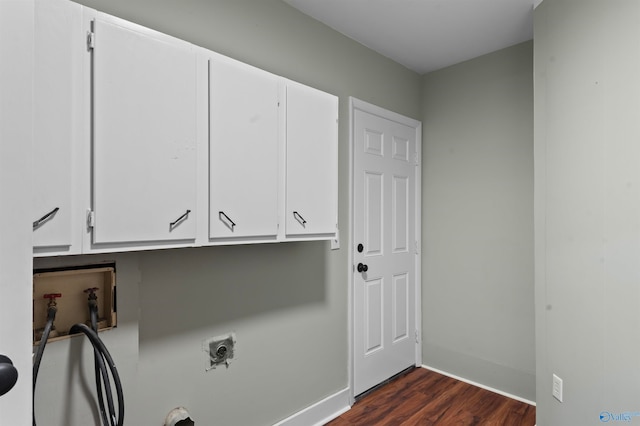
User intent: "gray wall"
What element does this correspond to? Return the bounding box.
[33,0,422,425]
[535,1,640,425]
[421,41,535,402]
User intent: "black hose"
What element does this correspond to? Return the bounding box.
[69,323,124,426]
[91,306,108,425]
[32,308,124,426]
[89,307,110,425]
[91,305,116,426]
[32,306,56,426]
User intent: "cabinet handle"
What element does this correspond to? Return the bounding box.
[33,207,60,230]
[219,211,236,229]
[293,211,307,225]
[170,210,191,229]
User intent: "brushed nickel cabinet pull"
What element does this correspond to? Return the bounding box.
[33,207,60,230]
[293,211,307,225]
[219,211,236,229]
[170,210,191,229]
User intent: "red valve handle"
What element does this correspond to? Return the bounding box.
[43,293,62,300]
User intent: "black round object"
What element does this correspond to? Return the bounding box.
[0,355,18,397]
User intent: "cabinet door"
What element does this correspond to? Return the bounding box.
[33,0,83,254]
[285,81,338,238]
[92,16,197,245]
[209,56,279,241]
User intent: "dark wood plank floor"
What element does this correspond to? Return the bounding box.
[327,368,536,425]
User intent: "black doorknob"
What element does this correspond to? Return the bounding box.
[0,354,18,397]
[357,263,368,273]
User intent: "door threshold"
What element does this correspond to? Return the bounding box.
[354,365,416,401]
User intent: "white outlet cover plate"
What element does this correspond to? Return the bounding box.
[552,374,563,402]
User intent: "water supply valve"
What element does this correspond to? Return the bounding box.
[38,293,62,340]
[44,293,62,308]
[84,287,99,298]
[84,287,99,309]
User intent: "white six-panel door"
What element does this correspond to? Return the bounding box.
[352,100,420,396]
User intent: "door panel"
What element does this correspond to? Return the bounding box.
[92,17,197,245]
[365,278,383,355]
[209,55,279,240]
[393,175,409,252]
[0,0,34,421]
[364,171,383,255]
[33,0,83,252]
[353,106,418,396]
[285,81,338,237]
[393,273,409,342]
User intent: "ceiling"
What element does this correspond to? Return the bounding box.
[283,0,537,74]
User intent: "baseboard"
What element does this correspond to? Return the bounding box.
[422,365,536,406]
[272,388,351,426]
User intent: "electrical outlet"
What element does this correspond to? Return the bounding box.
[203,333,235,371]
[552,374,563,402]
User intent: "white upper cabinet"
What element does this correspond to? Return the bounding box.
[31,1,339,255]
[91,15,198,247]
[284,80,338,239]
[33,0,83,255]
[208,55,279,242]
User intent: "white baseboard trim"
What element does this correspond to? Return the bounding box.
[272,387,351,426]
[421,365,536,407]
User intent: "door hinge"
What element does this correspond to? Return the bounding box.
[414,152,419,165]
[415,329,420,343]
[87,31,95,50]
[415,240,419,254]
[87,210,95,228]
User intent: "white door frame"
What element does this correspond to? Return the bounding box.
[0,0,34,423]
[348,97,422,402]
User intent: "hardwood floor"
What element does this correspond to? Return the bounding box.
[327,368,535,425]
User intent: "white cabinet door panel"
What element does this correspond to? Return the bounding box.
[285,81,338,238]
[209,55,279,240]
[1,1,34,421]
[92,16,197,245]
[33,0,83,253]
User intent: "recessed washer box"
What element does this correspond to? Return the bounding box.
[33,265,116,345]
